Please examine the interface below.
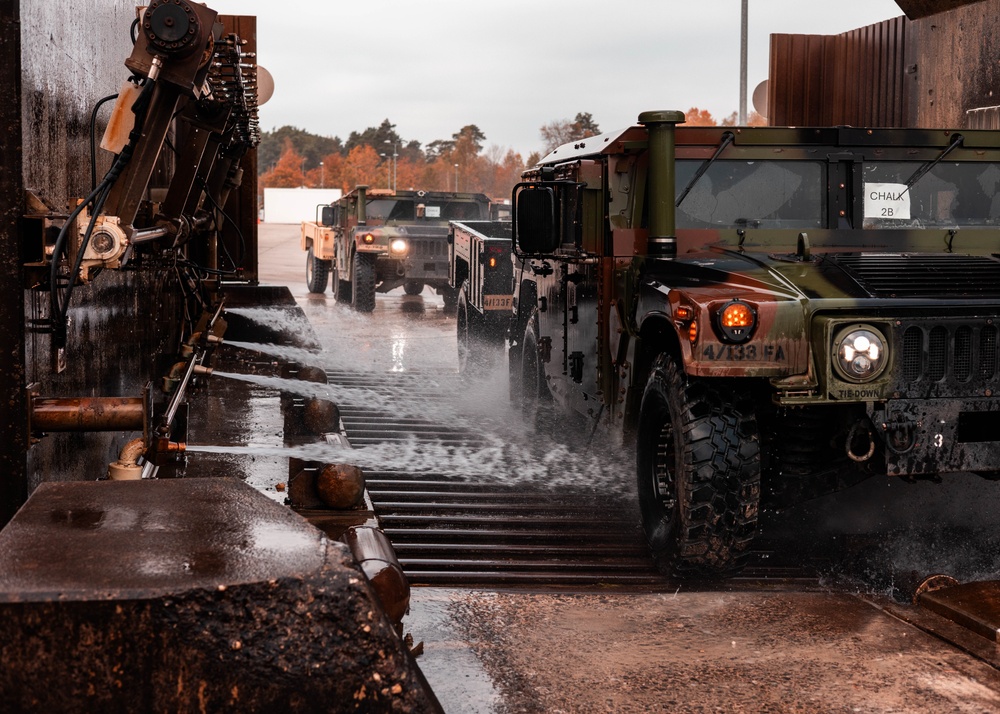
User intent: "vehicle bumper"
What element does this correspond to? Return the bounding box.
[876,397,1000,476]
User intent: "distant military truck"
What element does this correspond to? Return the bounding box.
[498,110,1000,577]
[448,220,513,373]
[300,186,490,311]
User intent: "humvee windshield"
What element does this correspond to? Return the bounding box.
[366,198,486,222]
[862,161,1000,228]
[675,160,825,230]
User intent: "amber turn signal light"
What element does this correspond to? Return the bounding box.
[715,300,756,343]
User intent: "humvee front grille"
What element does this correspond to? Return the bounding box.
[899,322,999,386]
[832,253,1000,298]
[410,238,446,258]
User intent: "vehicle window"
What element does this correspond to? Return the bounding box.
[862,161,1000,228]
[675,160,825,229]
[440,202,486,220]
[366,199,415,221]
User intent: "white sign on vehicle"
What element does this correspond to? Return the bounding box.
[864,183,910,220]
[425,205,441,218]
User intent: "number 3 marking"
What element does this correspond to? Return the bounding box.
[933,434,944,448]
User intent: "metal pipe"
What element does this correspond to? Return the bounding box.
[356,185,368,225]
[31,396,144,432]
[638,110,686,260]
[109,437,145,480]
[341,525,409,625]
[128,225,170,244]
[162,356,199,432]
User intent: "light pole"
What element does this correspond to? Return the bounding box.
[383,140,397,192]
[320,161,324,188]
[380,153,391,189]
[454,163,459,192]
[739,0,748,125]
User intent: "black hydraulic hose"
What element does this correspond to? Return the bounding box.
[89,93,119,192]
[50,77,156,346]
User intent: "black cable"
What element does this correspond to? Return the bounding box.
[199,177,247,270]
[130,18,139,45]
[50,77,156,346]
[89,93,119,192]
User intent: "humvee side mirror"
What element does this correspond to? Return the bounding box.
[320,205,334,226]
[514,186,558,254]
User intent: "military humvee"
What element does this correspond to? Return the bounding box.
[507,110,1000,577]
[301,187,490,310]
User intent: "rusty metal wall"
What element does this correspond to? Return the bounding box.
[768,17,909,127]
[16,0,179,505]
[895,0,986,19]
[905,0,1000,128]
[20,1,135,210]
[0,1,26,524]
[768,2,1000,130]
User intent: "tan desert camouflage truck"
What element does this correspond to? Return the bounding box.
[301,186,490,311]
[505,110,1000,577]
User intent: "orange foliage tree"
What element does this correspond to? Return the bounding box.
[260,126,528,199]
[259,139,306,187]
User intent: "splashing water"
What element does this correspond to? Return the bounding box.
[212,370,439,417]
[212,371,333,399]
[187,433,632,493]
[225,307,314,336]
[224,340,323,365]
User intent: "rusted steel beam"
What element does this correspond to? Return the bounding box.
[31,397,144,432]
[894,0,984,19]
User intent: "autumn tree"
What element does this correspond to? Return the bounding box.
[685,108,768,127]
[720,111,768,127]
[258,127,341,174]
[259,139,306,188]
[344,118,403,155]
[684,107,717,126]
[340,145,385,192]
[539,112,601,153]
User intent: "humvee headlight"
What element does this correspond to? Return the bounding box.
[390,238,407,254]
[362,233,375,244]
[714,300,756,344]
[833,327,887,382]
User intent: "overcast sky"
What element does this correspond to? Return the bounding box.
[211,0,905,157]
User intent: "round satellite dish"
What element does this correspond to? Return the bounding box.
[752,80,769,119]
[257,65,275,106]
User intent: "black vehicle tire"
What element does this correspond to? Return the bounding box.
[306,247,329,294]
[333,258,351,302]
[636,353,760,578]
[352,252,377,313]
[441,287,459,313]
[518,311,555,433]
[403,281,424,296]
[457,281,484,375]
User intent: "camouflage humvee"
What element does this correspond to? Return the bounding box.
[303,187,490,310]
[507,110,1000,577]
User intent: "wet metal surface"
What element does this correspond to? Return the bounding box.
[920,580,1000,642]
[0,478,326,600]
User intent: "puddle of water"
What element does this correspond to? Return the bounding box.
[406,589,500,714]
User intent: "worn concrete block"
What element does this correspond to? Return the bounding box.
[0,478,439,713]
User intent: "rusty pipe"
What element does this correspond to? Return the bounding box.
[341,525,409,625]
[108,437,146,480]
[30,396,145,432]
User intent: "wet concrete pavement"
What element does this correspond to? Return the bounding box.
[248,222,1000,712]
